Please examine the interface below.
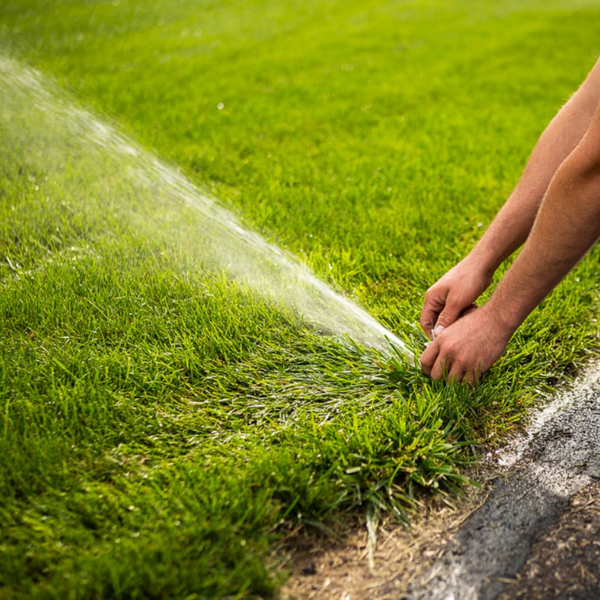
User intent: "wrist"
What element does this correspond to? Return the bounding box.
[464,245,501,281]
[483,292,527,339]
[457,250,497,289]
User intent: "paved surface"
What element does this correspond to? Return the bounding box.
[499,479,600,599]
[407,367,600,600]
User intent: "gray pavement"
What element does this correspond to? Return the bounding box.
[407,365,600,600]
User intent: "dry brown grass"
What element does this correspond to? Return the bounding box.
[278,480,491,600]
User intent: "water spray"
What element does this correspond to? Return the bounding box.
[0,54,411,359]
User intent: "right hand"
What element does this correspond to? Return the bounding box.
[420,258,493,339]
[419,302,513,383]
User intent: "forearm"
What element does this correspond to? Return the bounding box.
[420,59,600,382]
[420,58,600,342]
[421,142,600,384]
[420,102,595,337]
[468,61,600,276]
[487,143,600,332]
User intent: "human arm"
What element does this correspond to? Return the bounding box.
[420,57,600,339]
[420,97,600,383]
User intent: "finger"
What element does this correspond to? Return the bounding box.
[420,288,448,339]
[466,361,484,385]
[419,342,439,376]
[430,353,449,381]
[420,313,439,339]
[447,363,466,384]
[420,314,439,339]
[434,295,471,334]
[464,368,478,385]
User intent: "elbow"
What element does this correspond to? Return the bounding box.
[551,143,600,223]
[563,140,600,185]
[570,113,600,178]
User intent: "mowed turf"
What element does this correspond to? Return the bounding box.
[2,0,600,596]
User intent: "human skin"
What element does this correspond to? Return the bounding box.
[420,57,600,384]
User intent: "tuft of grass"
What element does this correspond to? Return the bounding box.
[1,0,600,596]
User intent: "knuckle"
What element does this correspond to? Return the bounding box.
[451,351,463,365]
[425,285,443,301]
[441,341,456,356]
[439,308,456,321]
[453,355,470,371]
[419,353,433,369]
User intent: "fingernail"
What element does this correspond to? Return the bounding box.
[434,325,445,337]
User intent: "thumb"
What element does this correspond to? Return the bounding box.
[434,298,465,334]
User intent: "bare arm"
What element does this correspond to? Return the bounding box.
[420,97,600,383]
[421,57,600,338]
[485,106,600,333]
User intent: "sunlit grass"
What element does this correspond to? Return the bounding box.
[2,0,600,596]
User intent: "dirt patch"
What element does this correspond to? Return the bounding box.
[278,484,489,600]
[498,479,600,599]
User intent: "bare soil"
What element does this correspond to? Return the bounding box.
[278,485,489,600]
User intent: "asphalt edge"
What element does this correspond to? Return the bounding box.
[407,360,600,600]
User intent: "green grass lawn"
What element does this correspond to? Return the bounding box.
[2,0,600,597]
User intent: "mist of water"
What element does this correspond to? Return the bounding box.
[0,54,410,356]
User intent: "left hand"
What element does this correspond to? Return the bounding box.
[419,305,513,384]
[420,256,493,339]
